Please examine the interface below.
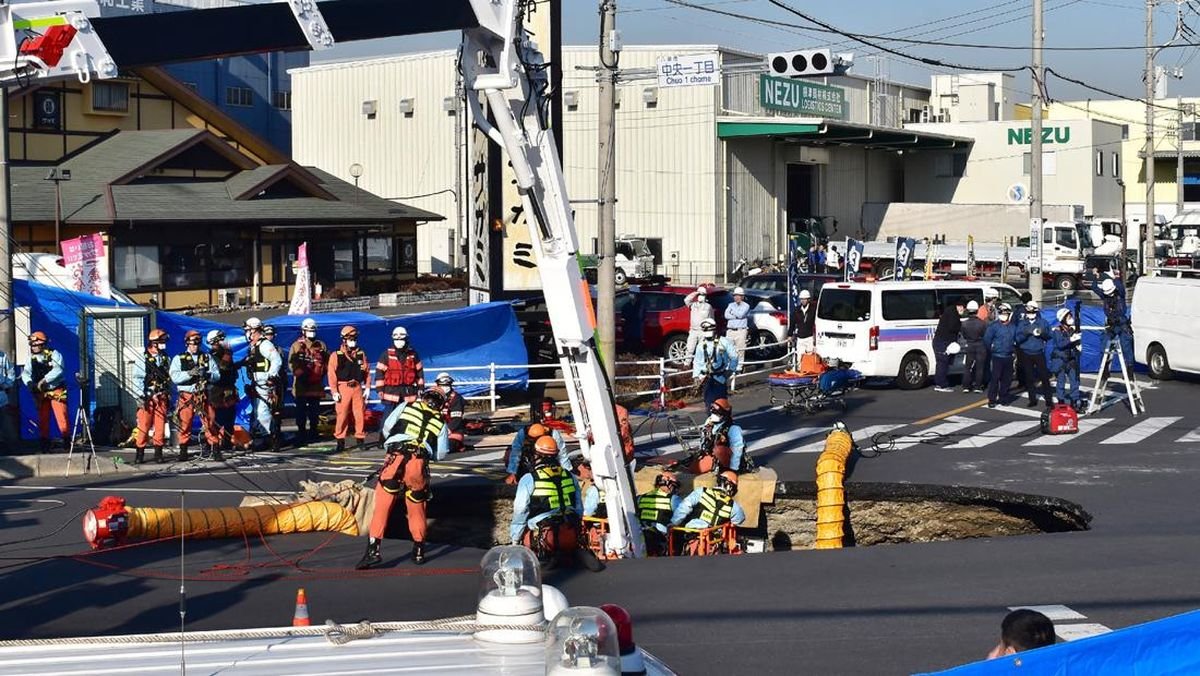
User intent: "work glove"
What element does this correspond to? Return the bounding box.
[36,380,49,392]
[1070,334,1082,344]
[189,367,205,379]
[1032,328,1042,337]
[505,473,518,486]
[332,392,342,404]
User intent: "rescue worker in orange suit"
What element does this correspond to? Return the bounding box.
[328,325,372,453]
[670,470,745,555]
[289,318,328,444]
[432,372,465,452]
[204,329,239,453]
[637,471,682,556]
[375,325,423,419]
[132,329,172,464]
[169,330,220,461]
[509,435,585,567]
[357,388,449,569]
[21,331,68,453]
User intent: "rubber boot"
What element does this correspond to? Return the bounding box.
[179,443,190,462]
[211,445,225,462]
[154,446,164,464]
[356,538,382,570]
[270,434,281,453]
[336,439,346,453]
[412,542,426,566]
[134,447,145,465]
[38,439,50,454]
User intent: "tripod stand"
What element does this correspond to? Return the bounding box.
[1087,335,1145,416]
[65,383,100,477]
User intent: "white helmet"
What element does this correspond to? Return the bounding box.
[301,318,317,331]
[946,342,962,355]
[435,372,453,386]
[966,300,980,312]
[984,288,999,299]
[391,326,408,340]
[205,329,225,346]
[1100,278,1116,295]
[700,318,717,331]
[799,289,812,300]
[696,286,707,296]
[1056,308,1072,323]
[243,317,263,331]
[1025,302,1039,314]
[733,287,745,296]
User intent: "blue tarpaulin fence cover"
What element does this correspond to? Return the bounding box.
[922,609,1200,675]
[13,279,528,439]
[1038,303,1136,374]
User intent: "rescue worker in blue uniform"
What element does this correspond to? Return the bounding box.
[505,420,568,485]
[1049,307,1083,410]
[242,317,283,451]
[692,318,738,409]
[982,304,1018,409]
[671,470,746,555]
[684,398,747,474]
[637,471,682,556]
[1015,302,1053,408]
[1091,269,1133,363]
[510,435,585,567]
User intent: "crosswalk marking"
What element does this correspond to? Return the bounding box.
[1176,427,1200,444]
[994,404,1049,419]
[1007,605,1111,642]
[751,426,828,452]
[1024,418,1113,447]
[888,416,985,450]
[782,424,906,454]
[1099,416,1182,445]
[1008,604,1086,621]
[946,420,1039,449]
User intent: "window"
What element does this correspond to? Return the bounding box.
[937,288,983,310]
[881,289,937,321]
[1022,151,1057,176]
[210,240,251,287]
[225,86,253,107]
[745,277,781,291]
[1121,124,1130,140]
[817,289,871,322]
[162,243,209,289]
[1056,228,1078,249]
[1043,228,1054,244]
[399,236,417,271]
[361,237,393,273]
[908,108,923,123]
[334,241,355,281]
[1112,152,1120,178]
[91,81,129,113]
[997,287,1023,307]
[114,245,160,289]
[1096,150,1104,177]
[272,90,292,110]
[934,153,967,178]
[641,293,683,313]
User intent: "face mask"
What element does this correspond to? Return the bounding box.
[703,330,715,339]
[1026,313,1036,321]
[999,314,1012,323]
[706,413,722,425]
[245,331,254,342]
[304,330,316,339]
[346,340,357,349]
[394,339,406,349]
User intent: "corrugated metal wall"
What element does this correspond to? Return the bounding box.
[291,52,459,274]
[823,146,903,240]
[726,138,778,262]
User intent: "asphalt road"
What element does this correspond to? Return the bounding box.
[3,368,1200,674]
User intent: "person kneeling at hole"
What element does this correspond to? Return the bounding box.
[357,388,449,569]
[638,471,682,556]
[510,435,602,571]
[670,470,745,555]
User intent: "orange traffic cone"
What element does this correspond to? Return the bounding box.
[292,588,311,626]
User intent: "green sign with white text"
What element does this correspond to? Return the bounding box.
[759,75,846,119]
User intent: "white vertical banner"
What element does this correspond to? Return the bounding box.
[288,242,311,315]
[61,233,111,299]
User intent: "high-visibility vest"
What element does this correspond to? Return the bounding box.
[529,465,576,515]
[687,488,734,527]
[637,492,674,525]
[395,401,445,447]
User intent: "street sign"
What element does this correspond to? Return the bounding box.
[657,53,720,88]
[1029,219,1042,274]
[759,75,846,119]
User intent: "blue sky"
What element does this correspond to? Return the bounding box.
[315,0,1200,102]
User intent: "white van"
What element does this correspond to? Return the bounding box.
[814,280,1023,389]
[1133,275,1200,379]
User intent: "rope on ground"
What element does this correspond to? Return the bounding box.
[0,616,550,647]
[861,424,1044,458]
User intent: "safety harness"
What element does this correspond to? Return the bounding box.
[637,492,674,526]
[529,465,576,516]
[143,352,171,396]
[688,488,734,527]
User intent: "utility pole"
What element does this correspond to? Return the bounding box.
[596,0,617,378]
[0,89,12,359]
[1029,0,1044,302]
[1144,0,1156,275]
[1178,95,1185,215]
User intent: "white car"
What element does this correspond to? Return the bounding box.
[1133,274,1200,379]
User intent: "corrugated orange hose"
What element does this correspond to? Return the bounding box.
[127,502,360,541]
[814,428,854,549]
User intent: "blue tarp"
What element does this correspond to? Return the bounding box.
[922,609,1200,675]
[13,279,528,439]
[1038,304,1136,374]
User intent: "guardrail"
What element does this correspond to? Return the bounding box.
[432,337,797,412]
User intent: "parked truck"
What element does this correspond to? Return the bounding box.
[580,236,656,285]
[858,220,1094,291]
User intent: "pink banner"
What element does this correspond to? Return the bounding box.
[61,233,106,265]
[297,242,308,267]
[60,233,111,299]
[288,241,311,315]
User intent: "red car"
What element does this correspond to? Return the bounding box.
[619,284,732,362]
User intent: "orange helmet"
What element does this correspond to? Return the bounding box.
[184,330,202,342]
[655,471,680,492]
[340,325,358,340]
[28,331,47,345]
[716,470,739,496]
[534,435,559,456]
[148,328,168,342]
[527,423,548,439]
[710,398,732,416]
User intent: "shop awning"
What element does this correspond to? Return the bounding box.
[717,117,973,151]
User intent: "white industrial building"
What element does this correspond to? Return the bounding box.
[291,46,1124,292]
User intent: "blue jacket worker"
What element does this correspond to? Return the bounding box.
[1015,302,1054,408]
[1049,308,1083,408]
[983,304,1018,408]
[671,470,746,530]
[1091,270,1133,364]
[510,435,583,552]
[692,319,739,409]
